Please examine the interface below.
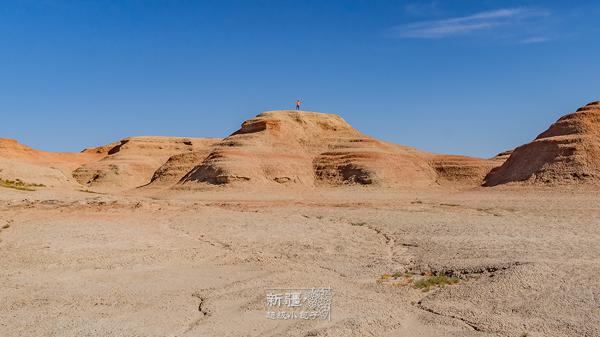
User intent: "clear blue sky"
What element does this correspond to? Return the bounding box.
[2,1,599,157]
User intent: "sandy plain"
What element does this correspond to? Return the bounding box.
[1,186,598,337]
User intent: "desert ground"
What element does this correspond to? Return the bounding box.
[2,102,600,336]
[1,186,599,337]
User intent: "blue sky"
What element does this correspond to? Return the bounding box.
[1,0,599,157]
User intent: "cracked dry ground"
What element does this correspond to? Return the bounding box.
[0,188,599,337]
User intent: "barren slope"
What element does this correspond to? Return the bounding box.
[0,138,106,187]
[73,136,217,191]
[428,153,508,186]
[485,101,600,186]
[147,138,220,187]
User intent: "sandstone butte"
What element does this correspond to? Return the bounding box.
[179,110,501,189]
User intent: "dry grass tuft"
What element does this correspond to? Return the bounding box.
[0,178,45,191]
[413,275,460,290]
[378,271,459,291]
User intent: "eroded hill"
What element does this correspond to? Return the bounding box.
[485,101,600,186]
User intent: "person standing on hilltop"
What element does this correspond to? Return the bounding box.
[295,99,302,111]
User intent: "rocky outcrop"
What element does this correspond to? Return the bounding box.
[314,138,437,187]
[484,101,600,186]
[428,154,506,186]
[181,111,365,186]
[73,136,216,191]
[0,138,105,187]
[147,139,220,187]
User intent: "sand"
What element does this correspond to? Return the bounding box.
[0,186,598,337]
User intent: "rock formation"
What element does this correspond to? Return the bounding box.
[180,110,497,188]
[428,154,506,186]
[146,139,220,187]
[2,110,512,191]
[0,138,105,187]
[484,101,600,186]
[73,136,216,191]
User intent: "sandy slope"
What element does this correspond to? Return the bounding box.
[485,101,600,186]
[0,138,107,187]
[0,187,598,337]
[73,136,219,191]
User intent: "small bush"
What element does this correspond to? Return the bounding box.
[378,271,460,290]
[0,178,45,191]
[413,275,459,290]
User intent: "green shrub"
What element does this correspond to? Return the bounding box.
[413,275,459,290]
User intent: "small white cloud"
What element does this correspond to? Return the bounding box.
[389,8,550,39]
[520,36,550,44]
